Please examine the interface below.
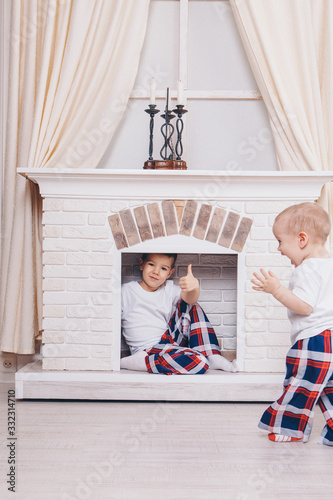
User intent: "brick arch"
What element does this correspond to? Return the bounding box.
[108,200,253,252]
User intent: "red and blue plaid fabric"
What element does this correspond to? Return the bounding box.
[258,329,333,445]
[145,300,221,375]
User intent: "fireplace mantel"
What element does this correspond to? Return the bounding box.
[18,168,333,201]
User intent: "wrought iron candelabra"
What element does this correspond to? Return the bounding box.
[144,87,188,170]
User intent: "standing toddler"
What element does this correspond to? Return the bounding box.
[251,202,333,445]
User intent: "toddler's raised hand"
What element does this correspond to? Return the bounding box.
[179,264,199,292]
[251,268,281,295]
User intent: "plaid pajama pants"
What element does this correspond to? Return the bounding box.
[258,329,333,445]
[144,300,221,375]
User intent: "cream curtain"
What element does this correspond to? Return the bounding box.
[230,0,333,252]
[1,0,150,353]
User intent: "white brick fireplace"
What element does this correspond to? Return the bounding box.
[15,169,333,401]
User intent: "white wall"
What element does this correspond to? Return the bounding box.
[98,0,278,172]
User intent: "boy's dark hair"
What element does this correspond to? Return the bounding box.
[141,253,177,269]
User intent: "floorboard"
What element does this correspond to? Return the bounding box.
[1,382,333,500]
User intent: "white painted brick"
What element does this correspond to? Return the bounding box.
[268,214,277,225]
[223,290,237,302]
[244,346,266,359]
[228,202,242,212]
[268,320,291,333]
[43,305,66,318]
[253,214,268,227]
[66,332,112,345]
[67,305,112,319]
[43,292,90,305]
[201,279,236,290]
[67,253,113,266]
[63,199,109,212]
[245,255,289,267]
[264,332,290,346]
[244,358,285,372]
[62,226,109,239]
[43,252,66,265]
[245,241,268,253]
[43,266,90,278]
[67,279,112,292]
[245,306,286,321]
[91,345,112,358]
[42,358,65,370]
[42,279,66,291]
[245,293,269,307]
[245,318,268,332]
[91,240,113,253]
[246,333,267,347]
[42,212,86,225]
[43,226,61,238]
[66,358,113,370]
[269,242,279,253]
[42,318,88,331]
[110,200,129,212]
[90,267,113,279]
[245,201,289,214]
[91,319,113,332]
[267,346,288,359]
[88,213,107,226]
[129,200,145,208]
[43,199,62,211]
[91,293,113,305]
[44,238,90,252]
[42,332,65,343]
[199,290,222,302]
[223,314,236,326]
[250,227,276,240]
[43,344,90,357]
[246,332,290,347]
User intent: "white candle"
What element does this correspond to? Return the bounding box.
[177,80,184,105]
[150,78,156,105]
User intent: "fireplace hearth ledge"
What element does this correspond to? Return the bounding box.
[16,361,284,401]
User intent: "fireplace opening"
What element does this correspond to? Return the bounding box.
[120,252,238,362]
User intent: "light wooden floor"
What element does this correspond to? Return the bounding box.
[1,382,333,500]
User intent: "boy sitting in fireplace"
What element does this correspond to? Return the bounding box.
[120,252,238,374]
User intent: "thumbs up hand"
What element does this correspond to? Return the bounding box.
[179,264,200,304]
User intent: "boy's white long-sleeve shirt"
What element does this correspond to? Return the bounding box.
[288,258,333,345]
[121,280,181,354]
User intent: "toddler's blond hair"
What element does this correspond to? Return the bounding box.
[274,202,331,244]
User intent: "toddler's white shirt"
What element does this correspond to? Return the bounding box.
[288,257,333,344]
[121,280,181,354]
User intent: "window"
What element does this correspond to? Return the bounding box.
[99,0,278,171]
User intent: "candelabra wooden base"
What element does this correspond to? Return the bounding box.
[143,160,187,170]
